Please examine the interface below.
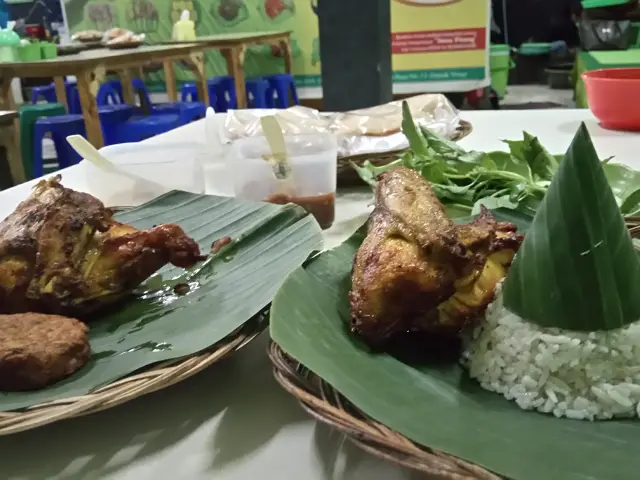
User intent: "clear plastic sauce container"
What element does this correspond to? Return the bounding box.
[230,132,337,229]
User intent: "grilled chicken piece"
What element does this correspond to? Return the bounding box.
[0,176,206,316]
[349,167,523,345]
[434,208,523,329]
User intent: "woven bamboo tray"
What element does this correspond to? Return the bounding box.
[336,119,473,187]
[268,341,497,479]
[0,313,267,436]
[268,217,640,479]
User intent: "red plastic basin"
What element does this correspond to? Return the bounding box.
[582,68,640,131]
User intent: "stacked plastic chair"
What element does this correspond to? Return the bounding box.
[210,76,238,111]
[180,81,218,109]
[31,82,185,177]
[180,76,237,112]
[132,78,206,124]
[264,74,300,108]
[180,74,301,111]
[19,103,67,179]
[31,81,81,113]
[31,83,137,177]
[245,78,271,108]
[31,84,57,104]
[26,78,205,178]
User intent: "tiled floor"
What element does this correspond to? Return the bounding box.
[501,85,575,108]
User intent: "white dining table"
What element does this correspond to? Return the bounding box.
[1,108,639,480]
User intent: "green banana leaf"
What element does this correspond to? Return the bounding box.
[271,210,640,480]
[503,124,640,331]
[1,191,322,412]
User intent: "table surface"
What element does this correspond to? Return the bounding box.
[0,44,198,73]
[0,110,17,125]
[1,108,639,480]
[161,30,290,45]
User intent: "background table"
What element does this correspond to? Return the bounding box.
[0,109,639,480]
[161,31,292,109]
[0,110,21,186]
[0,45,208,149]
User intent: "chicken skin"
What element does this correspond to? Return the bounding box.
[349,167,523,345]
[0,176,206,316]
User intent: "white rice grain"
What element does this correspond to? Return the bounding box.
[463,285,640,421]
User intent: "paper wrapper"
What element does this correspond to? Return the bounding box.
[220,94,460,158]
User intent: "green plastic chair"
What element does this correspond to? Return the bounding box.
[19,103,66,179]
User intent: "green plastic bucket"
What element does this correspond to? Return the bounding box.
[490,44,513,99]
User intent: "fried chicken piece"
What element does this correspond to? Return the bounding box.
[0,176,206,316]
[350,167,470,344]
[349,167,523,345]
[436,208,523,328]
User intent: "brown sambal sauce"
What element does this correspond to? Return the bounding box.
[264,192,336,229]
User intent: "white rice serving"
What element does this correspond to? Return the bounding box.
[463,284,640,421]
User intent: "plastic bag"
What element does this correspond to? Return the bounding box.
[220,93,460,158]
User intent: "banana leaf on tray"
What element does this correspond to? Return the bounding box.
[0,190,323,412]
[270,124,640,479]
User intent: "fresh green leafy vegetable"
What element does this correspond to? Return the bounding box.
[353,101,640,216]
[502,123,640,331]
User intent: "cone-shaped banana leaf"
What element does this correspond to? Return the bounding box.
[502,123,640,331]
[271,208,640,480]
[1,191,322,411]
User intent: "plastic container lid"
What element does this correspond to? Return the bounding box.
[518,42,552,56]
[582,0,631,9]
[490,44,510,56]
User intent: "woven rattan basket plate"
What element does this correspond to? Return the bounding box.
[268,341,497,480]
[0,314,267,436]
[269,218,640,480]
[336,119,473,187]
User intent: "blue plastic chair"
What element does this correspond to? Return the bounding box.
[132,78,206,123]
[113,114,184,143]
[180,82,218,109]
[64,82,130,115]
[264,73,300,108]
[32,82,82,113]
[182,76,239,112]
[31,84,57,104]
[100,105,136,145]
[180,83,199,102]
[209,76,238,112]
[32,115,85,177]
[32,105,137,175]
[65,84,82,114]
[97,83,124,106]
[246,78,270,108]
[102,80,125,104]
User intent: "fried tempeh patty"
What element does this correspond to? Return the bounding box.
[0,313,91,391]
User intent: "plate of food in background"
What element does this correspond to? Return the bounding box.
[0,176,322,435]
